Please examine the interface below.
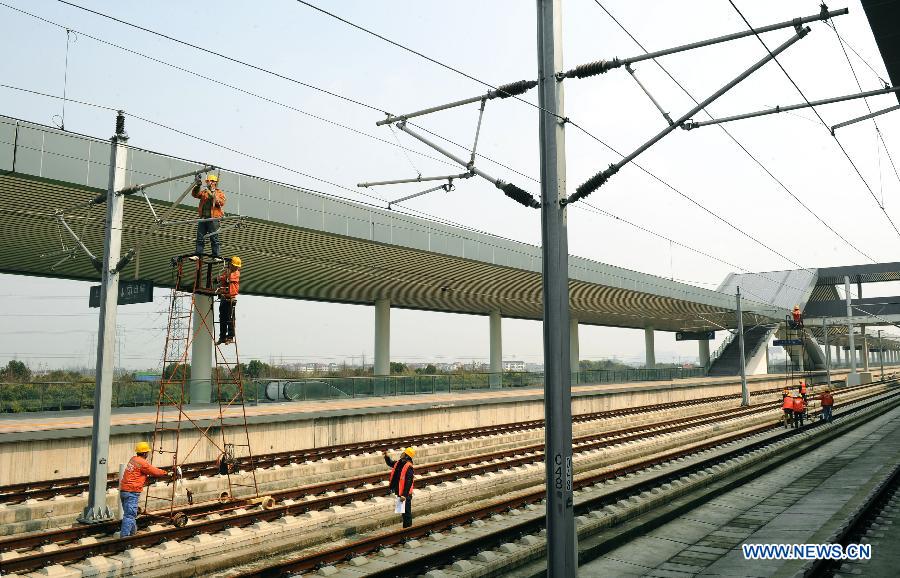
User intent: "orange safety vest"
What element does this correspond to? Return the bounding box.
[820,392,834,406]
[219,269,240,299]
[390,460,414,496]
[192,186,226,218]
[119,455,166,493]
[792,397,805,413]
[799,383,807,395]
[792,310,802,322]
[782,396,794,410]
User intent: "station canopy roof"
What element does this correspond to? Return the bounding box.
[0,115,781,332]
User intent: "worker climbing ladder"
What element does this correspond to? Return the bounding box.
[143,254,269,526]
[783,310,812,424]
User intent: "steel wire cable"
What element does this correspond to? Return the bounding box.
[828,19,900,187]
[14,0,831,276]
[590,0,876,264]
[728,0,900,240]
[4,3,887,318]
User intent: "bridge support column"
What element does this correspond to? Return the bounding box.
[644,327,655,369]
[489,310,502,388]
[374,298,390,379]
[189,293,214,404]
[835,344,842,365]
[862,330,870,371]
[570,317,580,383]
[698,339,710,368]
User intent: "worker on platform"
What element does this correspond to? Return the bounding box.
[820,388,835,423]
[791,305,803,328]
[799,381,808,403]
[119,442,171,537]
[781,392,794,428]
[192,173,226,257]
[791,394,806,428]
[216,256,241,345]
[383,447,415,528]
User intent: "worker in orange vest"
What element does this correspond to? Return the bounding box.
[791,305,803,328]
[383,447,415,528]
[216,256,241,345]
[781,393,794,428]
[799,381,808,403]
[119,442,171,537]
[820,389,835,423]
[791,395,806,428]
[192,174,226,257]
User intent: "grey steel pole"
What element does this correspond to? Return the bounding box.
[79,111,128,524]
[823,318,831,388]
[537,0,575,574]
[879,329,884,378]
[736,287,749,406]
[845,276,858,383]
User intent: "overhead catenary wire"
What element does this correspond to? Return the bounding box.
[727,0,900,241]
[589,0,876,264]
[5,3,882,315]
[828,18,900,187]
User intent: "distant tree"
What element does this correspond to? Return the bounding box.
[245,359,268,379]
[163,363,190,381]
[2,360,31,382]
[389,361,409,374]
[415,363,438,375]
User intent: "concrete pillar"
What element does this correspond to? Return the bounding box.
[374,298,390,377]
[698,339,710,368]
[190,293,214,404]
[835,344,842,365]
[570,317,580,382]
[489,310,502,388]
[644,327,655,369]
[862,331,870,371]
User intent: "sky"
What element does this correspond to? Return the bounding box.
[2,0,900,371]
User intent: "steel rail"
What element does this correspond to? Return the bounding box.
[0,385,788,505]
[0,399,782,554]
[3,386,894,574]
[240,387,900,577]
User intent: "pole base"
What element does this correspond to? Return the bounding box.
[77,504,114,524]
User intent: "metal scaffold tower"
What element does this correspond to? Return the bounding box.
[142,255,268,526]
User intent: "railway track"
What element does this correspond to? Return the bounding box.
[0,395,779,556]
[235,386,900,577]
[0,384,789,505]
[0,381,890,575]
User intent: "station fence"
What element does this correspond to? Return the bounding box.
[0,366,706,413]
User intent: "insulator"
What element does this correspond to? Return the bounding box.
[572,59,618,79]
[571,164,619,203]
[115,110,126,136]
[492,80,539,99]
[499,182,541,209]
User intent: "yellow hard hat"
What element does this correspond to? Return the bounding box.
[403,447,416,458]
[793,305,800,310]
[135,441,151,453]
[206,174,219,182]
[231,256,242,267]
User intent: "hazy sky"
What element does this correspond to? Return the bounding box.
[2,0,900,370]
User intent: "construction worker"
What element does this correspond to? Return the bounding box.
[383,447,415,528]
[216,256,241,345]
[782,392,794,428]
[799,381,808,403]
[791,395,806,428]
[820,388,835,422]
[119,442,171,537]
[192,174,226,257]
[791,305,803,328]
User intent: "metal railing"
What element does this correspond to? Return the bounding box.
[0,367,708,413]
[707,330,737,370]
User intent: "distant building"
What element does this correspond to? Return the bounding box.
[503,360,526,372]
